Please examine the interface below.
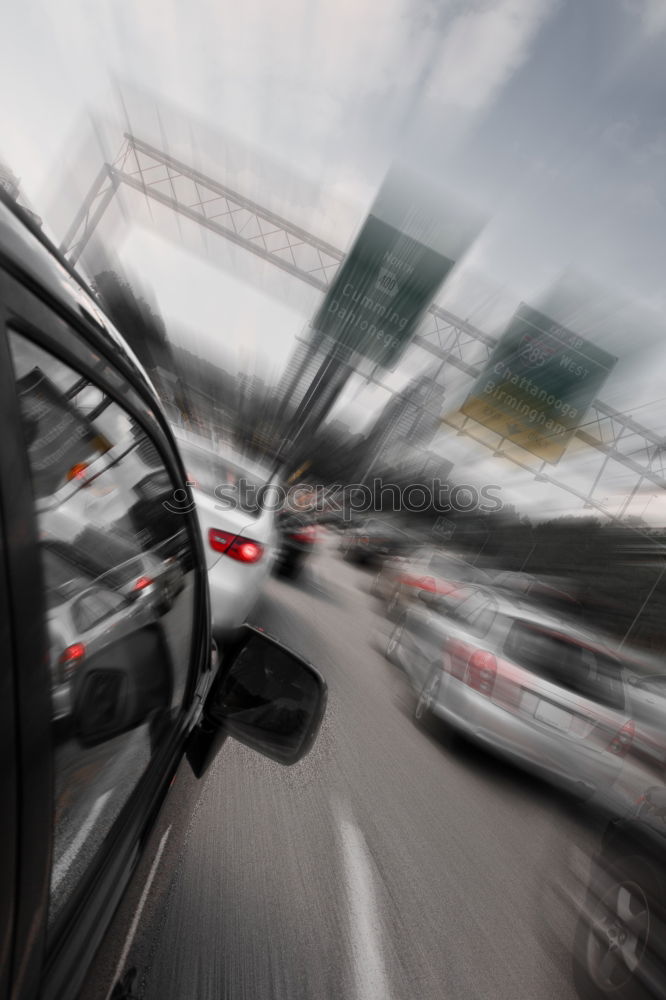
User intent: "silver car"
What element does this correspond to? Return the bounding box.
[386,587,632,799]
[625,671,666,774]
[374,546,494,618]
[44,546,162,725]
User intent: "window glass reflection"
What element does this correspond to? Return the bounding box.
[9,331,196,928]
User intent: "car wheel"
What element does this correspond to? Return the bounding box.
[573,855,661,1000]
[286,559,302,580]
[276,556,294,578]
[155,588,174,616]
[415,667,441,722]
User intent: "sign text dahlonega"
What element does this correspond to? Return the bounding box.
[312,214,455,369]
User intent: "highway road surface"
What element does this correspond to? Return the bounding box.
[95,534,603,1000]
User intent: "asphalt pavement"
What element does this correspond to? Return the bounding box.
[118,534,601,1000]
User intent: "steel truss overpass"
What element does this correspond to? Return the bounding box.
[61,133,666,526]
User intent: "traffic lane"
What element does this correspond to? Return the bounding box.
[134,543,583,1000]
[264,547,590,994]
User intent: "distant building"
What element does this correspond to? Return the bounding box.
[237,371,267,404]
[367,372,446,471]
[277,339,328,411]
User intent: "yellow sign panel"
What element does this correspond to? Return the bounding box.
[460,394,571,463]
[458,304,617,464]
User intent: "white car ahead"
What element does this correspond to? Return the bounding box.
[174,431,278,635]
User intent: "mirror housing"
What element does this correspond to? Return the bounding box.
[187,625,327,777]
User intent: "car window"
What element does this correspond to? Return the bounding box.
[180,442,265,517]
[8,330,198,932]
[465,601,498,637]
[71,588,126,632]
[426,587,496,632]
[504,621,624,710]
[42,546,94,608]
[427,554,463,576]
[427,553,491,584]
[454,590,493,622]
[636,675,666,696]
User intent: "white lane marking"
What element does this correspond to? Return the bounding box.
[337,809,393,1000]
[52,790,112,891]
[105,823,172,1000]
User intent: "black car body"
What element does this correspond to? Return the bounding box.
[0,189,326,1000]
[274,510,318,578]
[340,517,414,567]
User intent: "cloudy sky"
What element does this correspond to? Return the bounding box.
[2,0,666,522]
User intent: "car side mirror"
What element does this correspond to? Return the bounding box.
[187,625,327,776]
[71,625,172,748]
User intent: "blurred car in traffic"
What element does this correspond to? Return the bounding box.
[274,509,319,578]
[173,431,278,634]
[43,527,183,617]
[386,585,633,799]
[492,569,584,618]
[43,544,168,734]
[340,516,415,567]
[374,545,495,618]
[624,671,666,776]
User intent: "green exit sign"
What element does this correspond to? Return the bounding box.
[312,164,482,369]
[461,304,617,463]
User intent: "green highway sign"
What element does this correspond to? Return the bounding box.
[460,303,617,463]
[312,214,454,368]
[312,164,481,369]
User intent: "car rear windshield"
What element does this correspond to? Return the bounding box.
[180,443,266,517]
[428,554,492,584]
[504,621,625,710]
[42,546,94,608]
[636,675,666,696]
[44,532,144,592]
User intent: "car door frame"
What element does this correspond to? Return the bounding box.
[0,422,18,1000]
[0,263,213,1000]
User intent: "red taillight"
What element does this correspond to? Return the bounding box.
[208,528,264,563]
[58,642,86,682]
[466,650,497,697]
[292,526,317,543]
[444,638,472,681]
[402,574,437,592]
[607,719,635,757]
[208,528,235,553]
[227,538,264,563]
[67,462,89,482]
[133,575,154,592]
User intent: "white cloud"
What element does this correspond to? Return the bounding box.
[620,0,666,36]
[427,0,556,110]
